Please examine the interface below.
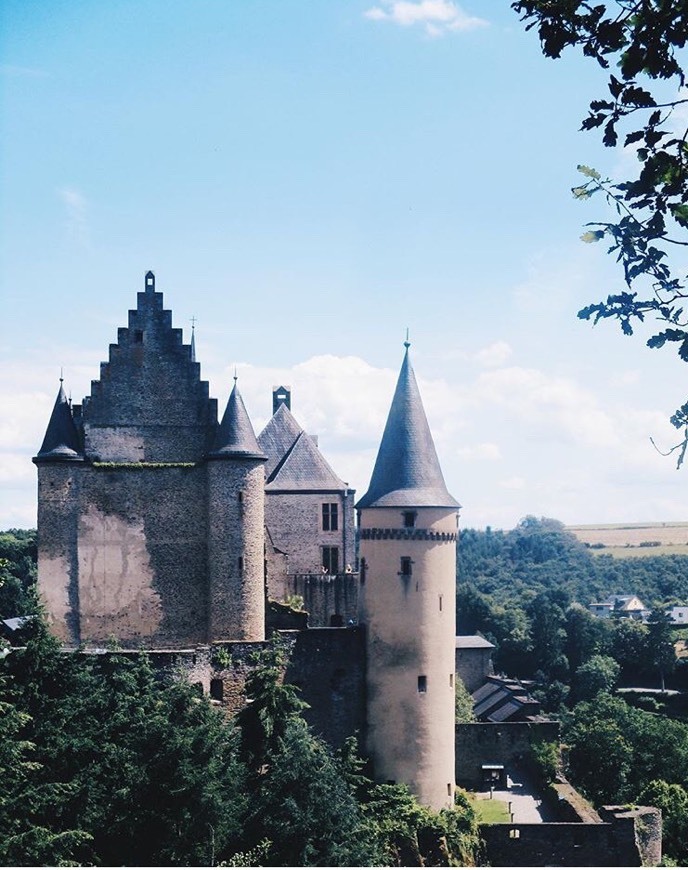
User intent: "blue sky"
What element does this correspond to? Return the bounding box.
[1,0,686,529]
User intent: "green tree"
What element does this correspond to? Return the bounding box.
[573,653,621,702]
[646,605,677,690]
[612,617,649,675]
[512,1,688,462]
[3,621,247,866]
[455,675,476,723]
[636,780,688,863]
[0,529,37,618]
[566,700,633,804]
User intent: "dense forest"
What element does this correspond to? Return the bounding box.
[456,517,688,863]
[457,517,688,688]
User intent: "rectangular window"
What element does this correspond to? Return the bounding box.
[322,546,339,574]
[417,675,427,693]
[449,673,454,688]
[403,511,416,528]
[238,556,243,573]
[439,595,443,611]
[322,503,338,531]
[400,557,412,577]
[447,783,452,796]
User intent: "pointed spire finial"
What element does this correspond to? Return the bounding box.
[60,366,64,384]
[233,366,238,384]
[404,328,410,349]
[190,316,197,363]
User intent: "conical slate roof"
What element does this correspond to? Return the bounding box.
[356,348,459,509]
[266,431,346,491]
[209,383,266,459]
[34,381,84,462]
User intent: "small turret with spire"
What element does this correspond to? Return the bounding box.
[207,374,266,642]
[34,375,84,463]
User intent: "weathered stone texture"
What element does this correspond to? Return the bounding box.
[207,460,265,642]
[360,506,457,811]
[77,465,208,647]
[264,490,356,577]
[455,721,561,789]
[481,807,662,868]
[36,464,81,645]
[82,284,216,463]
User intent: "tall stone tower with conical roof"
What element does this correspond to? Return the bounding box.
[357,345,459,810]
[207,380,266,641]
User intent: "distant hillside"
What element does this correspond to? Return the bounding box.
[567,522,688,558]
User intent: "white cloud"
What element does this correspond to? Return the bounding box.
[473,340,512,368]
[500,475,526,490]
[456,442,502,461]
[58,187,90,246]
[363,1,488,36]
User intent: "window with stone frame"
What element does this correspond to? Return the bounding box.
[322,546,339,574]
[322,502,338,531]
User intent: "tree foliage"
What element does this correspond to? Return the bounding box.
[565,692,688,807]
[1,619,480,867]
[513,1,688,462]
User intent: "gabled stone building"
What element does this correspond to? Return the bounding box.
[34,271,459,812]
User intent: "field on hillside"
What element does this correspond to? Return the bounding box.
[567,522,688,558]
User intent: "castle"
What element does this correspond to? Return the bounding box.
[34,271,458,811]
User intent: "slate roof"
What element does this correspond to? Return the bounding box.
[456,635,495,650]
[266,431,346,491]
[258,403,304,480]
[472,676,541,723]
[258,402,346,491]
[356,348,459,509]
[209,383,266,460]
[34,381,84,462]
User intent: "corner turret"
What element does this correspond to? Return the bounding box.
[207,379,266,642]
[33,379,84,463]
[209,381,266,459]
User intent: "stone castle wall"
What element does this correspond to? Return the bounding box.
[455,720,561,789]
[481,807,661,867]
[264,490,356,577]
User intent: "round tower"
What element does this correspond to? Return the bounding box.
[207,380,267,641]
[33,377,85,646]
[357,346,459,810]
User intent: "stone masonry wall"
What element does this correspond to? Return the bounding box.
[77,464,208,648]
[456,721,560,789]
[207,460,265,642]
[264,490,356,577]
[36,463,82,646]
[481,807,661,868]
[153,627,366,749]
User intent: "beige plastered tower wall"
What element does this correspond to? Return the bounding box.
[358,506,458,810]
[356,346,460,811]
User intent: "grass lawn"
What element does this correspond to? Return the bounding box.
[470,796,511,824]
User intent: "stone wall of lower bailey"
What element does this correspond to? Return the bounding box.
[480,806,661,867]
[144,626,366,749]
[455,720,561,789]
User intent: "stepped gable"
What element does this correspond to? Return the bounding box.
[265,430,346,491]
[257,401,305,481]
[34,379,84,462]
[81,272,217,461]
[356,346,459,509]
[210,382,266,459]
